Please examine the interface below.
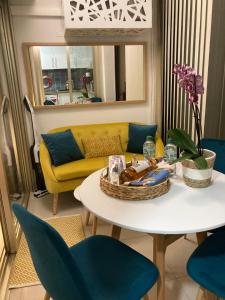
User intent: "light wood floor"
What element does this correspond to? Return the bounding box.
[7,192,200,300]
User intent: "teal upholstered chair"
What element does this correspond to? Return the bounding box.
[12,203,159,300]
[201,139,225,234]
[187,231,225,300]
[201,138,225,175]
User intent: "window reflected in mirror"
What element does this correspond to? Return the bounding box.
[26,44,146,107]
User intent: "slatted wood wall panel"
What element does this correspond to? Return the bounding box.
[162,0,213,142]
[204,0,225,139]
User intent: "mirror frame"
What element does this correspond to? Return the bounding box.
[23,42,148,110]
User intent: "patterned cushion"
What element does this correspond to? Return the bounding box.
[82,135,123,158]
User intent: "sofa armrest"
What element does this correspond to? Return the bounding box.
[40,142,58,183]
[155,133,165,157]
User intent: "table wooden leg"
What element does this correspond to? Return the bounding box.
[91,215,98,236]
[143,294,149,300]
[85,210,91,225]
[111,225,121,240]
[196,231,208,245]
[154,234,166,300]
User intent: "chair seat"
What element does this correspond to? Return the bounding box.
[187,231,225,298]
[70,235,159,300]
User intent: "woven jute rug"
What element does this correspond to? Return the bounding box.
[8,214,85,289]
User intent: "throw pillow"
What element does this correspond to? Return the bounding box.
[127,123,157,154]
[82,135,123,158]
[42,129,84,166]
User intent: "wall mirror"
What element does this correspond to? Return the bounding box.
[23,43,147,108]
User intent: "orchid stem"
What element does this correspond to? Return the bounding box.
[192,103,202,156]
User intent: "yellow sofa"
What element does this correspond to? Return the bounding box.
[40,122,164,214]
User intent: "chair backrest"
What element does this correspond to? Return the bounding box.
[201,138,225,174]
[12,203,91,300]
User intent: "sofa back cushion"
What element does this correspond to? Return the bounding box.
[127,123,158,154]
[82,135,123,158]
[41,129,84,166]
[48,123,129,154]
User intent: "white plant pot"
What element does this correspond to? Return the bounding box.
[181,149,216,188]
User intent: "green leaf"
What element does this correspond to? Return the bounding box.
[193,156,208,169]
[171,151,198,164]
[167,128,198,154]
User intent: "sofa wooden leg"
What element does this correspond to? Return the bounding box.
[92,215,98,235]
[53,194,59,215]
[85,210,91,225]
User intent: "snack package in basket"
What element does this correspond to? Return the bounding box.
[129,169,169,187]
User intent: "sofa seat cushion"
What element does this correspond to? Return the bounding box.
[53,153,144,182]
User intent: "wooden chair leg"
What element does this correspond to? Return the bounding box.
[44,292,50,300]
[196,287,204,300]
[143,293,149,300]
[85,210,91,225]
[53,193,59,215]
[204,291,219,300]
[92,215,98,235]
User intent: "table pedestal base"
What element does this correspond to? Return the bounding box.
[151,234,184,300]
[85,210,98,235]
[111,225,122,240]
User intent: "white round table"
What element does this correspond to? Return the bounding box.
[77,165,225,300]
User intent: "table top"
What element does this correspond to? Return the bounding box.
[77,165,225,235]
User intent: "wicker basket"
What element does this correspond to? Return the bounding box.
[100,173,170,201]
[181,149,216,188]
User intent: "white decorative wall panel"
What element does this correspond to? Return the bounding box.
[63,0,152,35]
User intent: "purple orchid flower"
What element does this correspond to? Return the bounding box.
[173,64,205,155]
[173,64,204,104]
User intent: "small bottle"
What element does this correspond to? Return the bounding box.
[143,136,156,161]
[164,138,177,175]
[110,161,120,185]
[120,160,151,183]
[131,154,138,167]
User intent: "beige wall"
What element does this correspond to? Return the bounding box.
[125,45,144,101]
[10,0,161,134]
[94,46,116,102]
[204,0,225,139]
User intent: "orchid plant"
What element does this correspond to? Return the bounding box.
[80,73,91,98]
[80,74,89,98]
[167,64,207,169]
